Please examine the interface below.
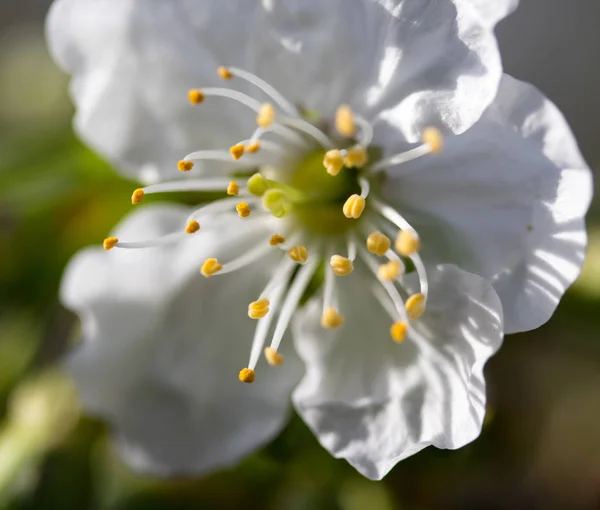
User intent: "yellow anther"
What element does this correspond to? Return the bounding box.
[323,149,344,176]
[229,143,245,160]
[245,141,261,153]
[236,202,251,218]
[256,103,275,128]
[131,188,145,205]
[227,181,239,196]
[177,160,194,172]
[185,220,200,234]
[264,347,283,366]
[342,194,366,219]
[329,255,354,276]
[342,146,368,168]
[335,104,356,137]
[321,308,344,329]
[239,368,255,383]
[422,127,443,154]
[288,245,308,264]
[188,89,204,105]
[406,293,426,320]
[269,234,285,246]
[378,260,402,281]
[217,66,233,80]
[248,298,270,319]
[366,231,391,256]
[200,258,222,277]
[248,173,269,197]
[395,230,421,256]
[103,237,118,251]
[390,321,408,343]
[263,189,290,218]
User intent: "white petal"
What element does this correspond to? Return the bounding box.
[292,264,503,480]
[61,205,302,475]
[47,0,507,179]
[467,0,520,26]
[382,75,592,334]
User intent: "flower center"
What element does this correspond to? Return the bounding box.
[102,66,444,384]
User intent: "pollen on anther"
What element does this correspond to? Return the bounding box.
[201,258,222,277]
[330,255,354,276]
[367,232,391,256]
[343,194,366,219]
[185,220,200,234]
[343,146,368,168]
[239,368,255,383]
[257,103,275,128]
[236,202,251,218]
[227,181,239,196]
[335,104,356,137]
[406,293,426,320]
[248,298,270,319]
[288,245,308,264]
[323,149,344,176]
[229,144,245,160]
[321,308,344,329]
[264,347,283,366]
[217,66,233,80]
[245,141,261,153]
[131,188,145,205]
[188,89,204,105]
[178,160,194,172]
[269,234,285,246]
[395,230,421,256]
[378,260,402,281]
[390,321,408,343]
[422,127,443,154]
[103,237,118,251]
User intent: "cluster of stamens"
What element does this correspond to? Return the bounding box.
[102,66,443,383]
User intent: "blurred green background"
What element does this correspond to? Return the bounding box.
[1,2,599,509]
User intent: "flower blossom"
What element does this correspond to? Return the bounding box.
[49,0,591,479]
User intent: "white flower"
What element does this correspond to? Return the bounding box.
[50,0,592,479]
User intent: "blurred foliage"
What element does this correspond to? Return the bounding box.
[0,20,599,510]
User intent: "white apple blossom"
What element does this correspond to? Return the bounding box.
[49,0,591,479]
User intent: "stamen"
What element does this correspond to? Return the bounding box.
[269,234,285,246]
[323,149,344,176]
[238,368,255,383]
[217,66,233,80]
[218,238,273,276]
[178,160,194,172]
[245,141,261,153]
[264,346,284,366]
[354,114,374,147]
[248,173,269,197]
[225,66,298,116]
[185,220,200,234]
[103,237,118,251]
[369,133,438,174]
[390,321,408,343]
[201,258,223,277]
[346,236,357,261]
[288,245,308,264]
[257,103,275,128]
[378,260,402,281]
[188,89,204,104]
[329,255,354,276]
[109,232,187,250]
[422,127,443,154]
[343,194,366,219]
[268,257,319,352]
[187,197,253,223]
[335,105,356,137]
[370,198,413,231]
[321,308,344,329]
[406,293,426,320]
[343,146,368,169]
[248,298,270,319]
[227,181,239,196]
[366,231,391,256]
[281,117,334,148]
[183,150,257,165]
[236,202,251,218]
[395,229,420,256]
[359,177,371,198]
[131,189,144,204]
[230,143,245,160]
[142,178,235,196]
